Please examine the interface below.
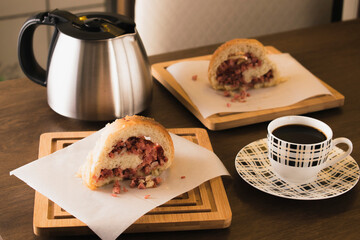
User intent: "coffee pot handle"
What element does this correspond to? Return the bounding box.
[18,12,57,86]
[18,9,87,86]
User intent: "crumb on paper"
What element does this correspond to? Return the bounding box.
[144,194,151,199]
[112,180,121,194]
[111,180,126,196]
[130,176,162,189]
[233,93,240,101]
[111,177,161,197]
[224,90,231,97]
[223,89,250,104]
[191,75,198,81]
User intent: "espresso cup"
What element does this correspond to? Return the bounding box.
[267,116,353,184]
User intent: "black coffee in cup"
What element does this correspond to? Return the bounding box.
[272,124,327,144]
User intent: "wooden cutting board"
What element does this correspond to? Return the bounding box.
[151,46,344,130]
[33,128,232,236]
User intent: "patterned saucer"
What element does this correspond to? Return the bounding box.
[235,138,360,200]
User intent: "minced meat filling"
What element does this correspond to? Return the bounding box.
[96,136,168,182]
[216,52,273,88]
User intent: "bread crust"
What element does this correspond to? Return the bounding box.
[210,39,265,68]
[208,38,282,91]
[79,115,174,189]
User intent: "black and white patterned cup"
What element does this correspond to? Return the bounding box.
[267,116,353,184]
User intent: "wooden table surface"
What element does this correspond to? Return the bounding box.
[1,19,360,240]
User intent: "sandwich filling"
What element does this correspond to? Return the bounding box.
[216,52,273,89]
[95,136,168,183]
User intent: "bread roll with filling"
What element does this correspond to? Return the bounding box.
[79,115,174,190]
[208,39,284,91]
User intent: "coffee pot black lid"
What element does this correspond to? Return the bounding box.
[49,9,136,40]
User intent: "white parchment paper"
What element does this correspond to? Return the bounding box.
[10,129,230,240]
[167,53,332,119]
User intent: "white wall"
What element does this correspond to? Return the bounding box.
[135,0,334,56]
[342,0,359,20]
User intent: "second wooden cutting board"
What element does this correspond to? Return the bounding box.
[151,46,344,130]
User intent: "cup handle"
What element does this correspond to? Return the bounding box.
[323,137,353,169]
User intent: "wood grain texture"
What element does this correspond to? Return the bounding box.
[33,129,231,236]
[151,47,344,130]
[2,20,360,240]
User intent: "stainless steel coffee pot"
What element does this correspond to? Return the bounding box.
[18,9,152,121]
